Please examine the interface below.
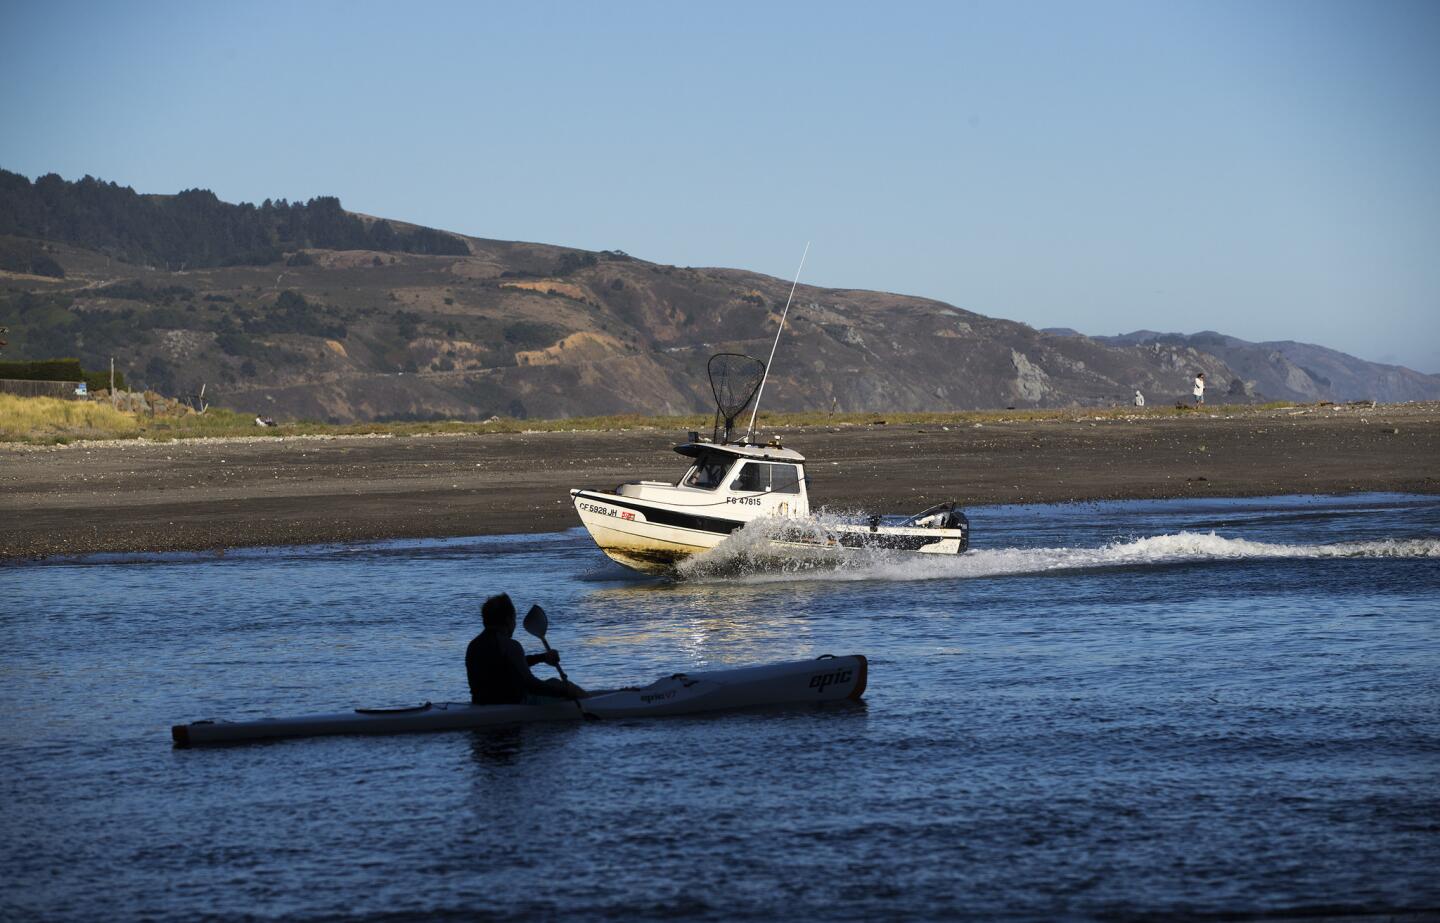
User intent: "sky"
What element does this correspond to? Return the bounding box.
[3,0,1438,371]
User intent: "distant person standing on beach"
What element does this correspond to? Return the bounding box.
[1134,389,1145,407]
[1193,373,1205,405]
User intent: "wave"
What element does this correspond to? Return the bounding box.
[675,519,1440,584]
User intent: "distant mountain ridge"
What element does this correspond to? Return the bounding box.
[4,169,1437,421]
[1086,330,1440,403]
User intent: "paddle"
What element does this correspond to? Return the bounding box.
[523,604,597,721]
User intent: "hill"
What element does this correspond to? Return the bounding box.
[5,169,1428,422]
[1087,330,1440,403]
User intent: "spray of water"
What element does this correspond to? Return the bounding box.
[675,516,1440,585]
[673,511,881,579]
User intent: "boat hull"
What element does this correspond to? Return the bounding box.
[172,656,868,746]
[571,489,967,574]
[572,488,739,573]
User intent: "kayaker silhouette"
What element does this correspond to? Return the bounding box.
[467,593,587,705]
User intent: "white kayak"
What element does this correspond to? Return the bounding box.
[172,654,867,746]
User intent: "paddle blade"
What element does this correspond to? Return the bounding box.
[522,604,548,640]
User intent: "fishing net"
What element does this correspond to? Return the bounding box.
[707,353,766,443]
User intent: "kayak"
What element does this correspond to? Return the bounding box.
[172,654,867,746]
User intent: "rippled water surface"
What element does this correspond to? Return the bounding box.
[3,493,1438,921]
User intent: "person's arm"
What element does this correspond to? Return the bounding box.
[505,640,562,696]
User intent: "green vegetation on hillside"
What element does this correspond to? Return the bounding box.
[0,236,65,277]
[244,290,346,339]
[2,287,166,377]
[0,280,362,390]
[0,169,470,269]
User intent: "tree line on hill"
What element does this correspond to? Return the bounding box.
[0,169,470,269]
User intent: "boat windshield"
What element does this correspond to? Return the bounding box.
[681,455,734,490]
[729,462,802,494]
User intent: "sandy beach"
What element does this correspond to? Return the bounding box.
[2,402,1436,560]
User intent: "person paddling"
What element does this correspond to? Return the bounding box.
[467,593,587,705]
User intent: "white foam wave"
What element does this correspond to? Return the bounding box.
[673,513,867,580]
[676,520,1440,585]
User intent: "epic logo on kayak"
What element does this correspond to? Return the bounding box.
[808,669,853,693]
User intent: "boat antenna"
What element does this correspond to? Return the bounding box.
[746,241,809,442]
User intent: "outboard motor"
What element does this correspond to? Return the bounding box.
[947,508,970,552]
[906,502,968,531]
[901,502,969,553]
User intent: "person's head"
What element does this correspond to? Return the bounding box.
[481,593,517,635]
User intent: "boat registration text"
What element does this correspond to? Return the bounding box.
[578,501,638,522]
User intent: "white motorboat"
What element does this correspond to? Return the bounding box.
[571,352,969,574]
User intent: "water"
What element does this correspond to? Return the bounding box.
[2,493,1437,921]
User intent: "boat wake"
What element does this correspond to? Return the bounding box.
[676,518,1440,584]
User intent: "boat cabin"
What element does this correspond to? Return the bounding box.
[609,440,811,522]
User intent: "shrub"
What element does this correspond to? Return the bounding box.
[502,320,565,349]
[244,290,346,339]
[84,368,126,391]
[217,329,261,357]
[0,238,65,277]
[394,310,421,341]
[29,252,64,277]
[0,358,84,381]
[556,252,598,276]
[94,280,196,304]
[144,356,175,392]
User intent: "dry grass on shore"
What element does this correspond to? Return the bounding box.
[1,393,1300,445]
[0,394,141,441]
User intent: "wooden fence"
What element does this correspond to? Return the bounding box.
[0,379,86,399]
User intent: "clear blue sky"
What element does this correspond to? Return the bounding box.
[3,0,1438,371]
